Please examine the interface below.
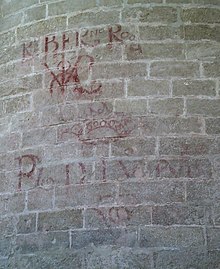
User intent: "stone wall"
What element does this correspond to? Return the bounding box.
[0,0,220,268]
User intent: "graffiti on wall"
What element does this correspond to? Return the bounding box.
[18,25,145,191]
[22,24,142,96]
[15,152,204,192]
[58,102,137,144]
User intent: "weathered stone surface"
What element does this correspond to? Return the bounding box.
[85,206,152,228]
[38,209,83,231]
[8,246,153,269]
[17,17,67,40]
[153,248,220,269]
[173,79,216,97]
[150,61,200,78]
[1,0,220,266]
[181,8,220,23]
[183,25,220,42]
[187,99,220,117]
[118,181,185,205]
[125,43,185,60]
[68,10,120,28]
[140,116,202,135]
[128,78,170,97]
[71,228,137,249]
[140,226,205,248]
[152,205,212,225]
[48,0,96,16]
[122,7,178,23]
[186,180,220,205]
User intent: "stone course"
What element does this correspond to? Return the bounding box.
[0,0,220,268]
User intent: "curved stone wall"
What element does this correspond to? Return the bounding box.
[0,0,220,268]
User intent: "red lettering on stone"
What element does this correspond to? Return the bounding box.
[108,25,123,43]
[79,162,86,184]
[129,44,143,54]
[65,164,70,186]
[17,155,40,191]
[22,41,38,62]
[109,207,131,224]
[156,159,177,177]
[45,35,59,54]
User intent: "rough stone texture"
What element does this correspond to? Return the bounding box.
[0,0,220,268]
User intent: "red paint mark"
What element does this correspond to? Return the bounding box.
[102,160,107,182]
[36,169,55,187]
[107,25,136,49]
[75,31,79,47]
[98,194,113,203]
[65,164,70,185]
[129,44,143,54]
[58,122,84,141]
[58,106,136,144]
[156,160,177,177]
[22,41,38,62]
[180,143,207,156]
[108,25,123,43]
[81,29,102,47]
[117,160,142,179]
[83,113,135,144]
[16,155,40,191]
[97,117,132,140]
[93,207,131,226]
[79,162,86,184]
[62,33,70,50]
[93,208,107,223]
[80,25,137,48]
[44,59,74,95]
[22,42,32,59]
[85,110,127,133]
[45,35,59,54]
[44,54,102,96]
[118,160,130,178]
[36,167,44,187]
[109,207,131,224]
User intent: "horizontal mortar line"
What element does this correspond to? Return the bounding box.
[135,224,217,229]
[0,257,8,260]
[16,228,84,236]
[114,96,167,101]
[0,154,216,173]
[124,58,187,62]
[0,58,205,75]
[7,202,216,217]
[148,59,201,63]
[129,21,220,27]
[13,224,220,233]
[158,154,219,159]
[181,21,220,25]
[129,95,218,99]
[183,40,220,44]
[0,93,32,101]
[123,41,187,44]
[149,76,203,80]
[0,202,215,218]
[185,97,220,100]
[30,42,189,55]
[16,6,122,28]
[0,58,148,69]
[156,134,219,138]
[18,156,146,166]
[125,3,220,8]
[0,25,24,36]
[0,202,209,219]
[2,2,59,18]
